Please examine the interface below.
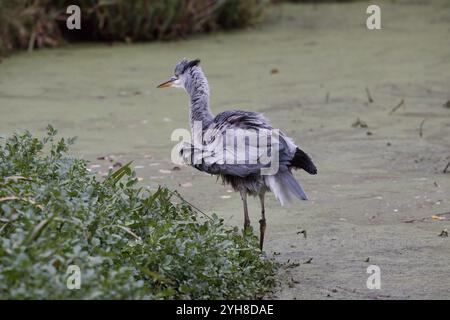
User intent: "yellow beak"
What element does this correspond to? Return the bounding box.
[157,78,175,88]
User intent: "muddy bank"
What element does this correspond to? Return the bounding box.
[1,1,449,299]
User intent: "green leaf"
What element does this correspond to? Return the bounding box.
[106,161,133,185]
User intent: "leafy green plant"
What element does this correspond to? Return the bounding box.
[0,126,276,299]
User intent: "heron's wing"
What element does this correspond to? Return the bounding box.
[212,110,272,131]
[183,110,297,177]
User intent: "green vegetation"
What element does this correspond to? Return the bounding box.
[0,127,276,299]
[0,0,266,56]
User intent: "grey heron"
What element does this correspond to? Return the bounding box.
[158,59,317,250]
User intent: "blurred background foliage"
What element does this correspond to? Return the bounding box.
[0,0,359,57]
[0,0,267,56]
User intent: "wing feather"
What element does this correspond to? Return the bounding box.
[182,110,297,177]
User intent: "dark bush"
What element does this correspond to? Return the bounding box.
[0,0,62,55]
[0,0,267,56]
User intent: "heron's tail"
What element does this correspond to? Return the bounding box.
[264,171,308,206]
[290,148,317,175]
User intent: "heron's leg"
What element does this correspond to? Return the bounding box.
[258,191,267,251]
[240,189,250,230]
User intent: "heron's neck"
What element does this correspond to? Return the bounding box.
[185,67,213,129]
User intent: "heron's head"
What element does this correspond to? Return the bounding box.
[157,59,201,90]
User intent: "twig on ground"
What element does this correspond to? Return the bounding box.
[297,229,307,239]
[419,119,427,138]
[443,161,450,174]
[438,229,448,237]
[365,87,374,103]
[389,99,405,115]
[443,100,450,109]
[303,257,313,264]
[352,117,368,128]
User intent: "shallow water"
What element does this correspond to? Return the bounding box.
[1,1,450,299]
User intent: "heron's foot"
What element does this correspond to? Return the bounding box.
[259,218,266,251]
[242,222,252,236]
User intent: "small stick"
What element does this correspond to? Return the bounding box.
[297,229,307,239]
[168,189,213,221]
[389,99,405,115]
[28,29,37,53]
[438,229,448,237]
[419,119,427,138]
[0,195,44,210]
[303,257,313,264]
[365,87,374,103]
[443,161,450,174]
